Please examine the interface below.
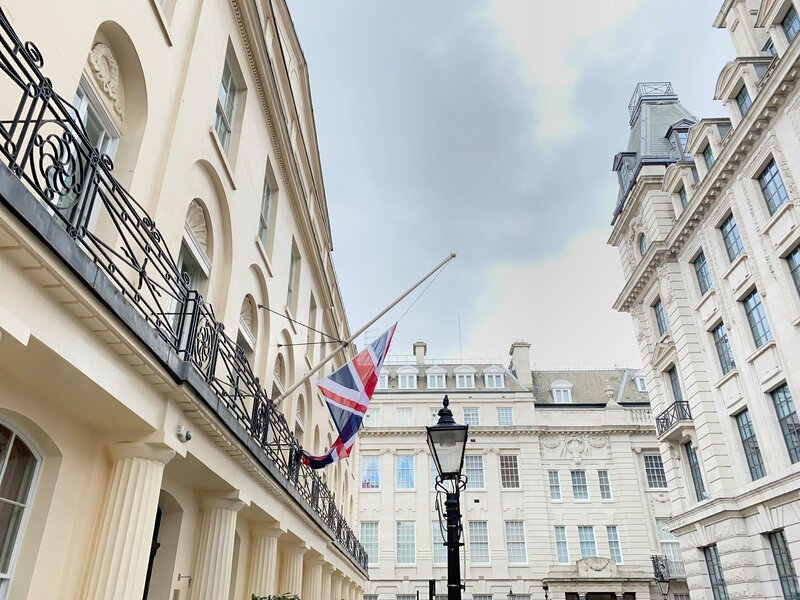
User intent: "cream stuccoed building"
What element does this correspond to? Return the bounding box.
[355,340,691,600]
[0,0,368,599]
[609,2,800,599]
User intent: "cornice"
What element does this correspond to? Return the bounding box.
[615,45,800,313]
[360,423,656,437]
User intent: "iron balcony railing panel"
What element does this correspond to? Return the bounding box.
[655,400,692,437]
[0,7,367,573]
[652,554,687,580]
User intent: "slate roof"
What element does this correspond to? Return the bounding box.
[531,369,648,405]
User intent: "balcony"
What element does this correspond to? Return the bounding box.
[0,8,367,574]
[652,554,687,580]
[655,400,693,440]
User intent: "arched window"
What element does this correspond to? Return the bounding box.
[551,380,574,404]
[0,423,39,597]
[236,295,257,366]
[177,200,212,293]
[272,354,286,400]
[294,395,305,445]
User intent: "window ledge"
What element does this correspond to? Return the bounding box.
[255,237,274,278]
[713,368,740,388]
[721,251,749,281]
[692,287,716,312]
[148,0,174,46]
[209,127,238,190]
[761,200,793,237]
[745,338,777,364]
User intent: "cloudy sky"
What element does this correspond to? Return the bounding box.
[287,0,732,367]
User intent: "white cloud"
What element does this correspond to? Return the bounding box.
[463,230,641,367]
[481,0,639,141]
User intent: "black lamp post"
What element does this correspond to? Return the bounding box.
[653,555,670,600]
[427,395,469,600]
[542,583,550,600]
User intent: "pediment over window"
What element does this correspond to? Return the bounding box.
[396,366,419,375]
[425,366,447,376]
[651,335,677,371]
[482,364,505,375]
[453,365,476,375]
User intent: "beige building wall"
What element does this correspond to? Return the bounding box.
[356,342,685,600]
[0,0,365,598]
[609,2,800,599]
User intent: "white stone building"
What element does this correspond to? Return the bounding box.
[356,341,690,600]
[609,2,800,599]
[0,1,366,598]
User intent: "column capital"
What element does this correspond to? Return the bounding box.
[200,491,245,512]
[109,441,175,464]
[251,524,285,539]
[281,541,308,555]
[322,563,336,575]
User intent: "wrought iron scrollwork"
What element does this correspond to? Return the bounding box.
[0,7,367,572]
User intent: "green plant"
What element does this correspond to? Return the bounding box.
[251,595,301,600]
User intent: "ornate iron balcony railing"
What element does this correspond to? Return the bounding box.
[655,400,692,438]
[0,7,367,573]
[652,554,687,580]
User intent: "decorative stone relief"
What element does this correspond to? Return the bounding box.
[540,433,609,460]
[240,296,255,331]
[88,42,124,119]
[185,200,209,256]
[576,556,617,578]
[768,132,800,205]
[736,176,776,279]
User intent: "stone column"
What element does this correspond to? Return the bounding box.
[247,526,284,597]
[346,581,355,600]
[277,542,306,596]
[320,565,334,600]
[331,573,343,600]
[301,556,323,599]
[82,442,175,600]
[190,493,245,600]
[355,584,364,600]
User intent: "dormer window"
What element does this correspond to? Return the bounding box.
[427,374,445,389]
[426,367,447,390]
[634,377,647,392]
[483,367,506,389]
[735,85,751,117]
[668,126,692,161]
[377,372,389,390]
[397,367,418,390]
[551,380,574,403]
[783,6,800,43]
[702,144,715,170]
[454,366,476,389]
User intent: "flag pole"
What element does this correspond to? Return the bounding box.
[275,251,457,405]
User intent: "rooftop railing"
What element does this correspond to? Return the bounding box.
[0,7,367,574]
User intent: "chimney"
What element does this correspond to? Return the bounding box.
[413,340,427,365]
[509,340,532,387]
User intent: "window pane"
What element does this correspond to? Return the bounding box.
[712,323,736,374]
[704,144,715,169]
[679,185,688,208]
[720,214,744,262]
[0,437,35,504]
[685,441,707,502]
[463,408,480,427]
[694,251,713,295]
[396,455,415,489]
[397,407,412,427]
[554,526,569,564]
[704,545,730,600]
[469,521,489,563]
[784,6,800,43]
[607,526,623,564]
[505,521,527,564]
[361,455,380,489]
[758,160,789,215]
[736,409,766,480]
[548,470,561,500]
[497,407,513,426]
[432,522,447,564]
[788,244,800,297]
[465,455,484,489]
[578,526,597,558]
[644,454,668,488]
[653,298,668,336]
[768,530,800,600]
[396,521,415,564]
[500,455,520,489]
[598,470,612,499]
[360,522,379,565]
[571,470,588,500]
[771,384,800,464]
[743,290,773,348]
[668,367,683,404]
[736,85,752,116]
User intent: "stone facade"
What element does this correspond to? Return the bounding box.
[609,2,800,599]
[356,341,688,600]
[0,0,365,598]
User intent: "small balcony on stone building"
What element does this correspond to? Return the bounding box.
[655,400,693,441]
[652,554,687,580]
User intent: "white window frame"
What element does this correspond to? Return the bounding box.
[607,525,623,564]
[360,521,379,566]
[634,376,647,392]
[395,454,415,490]
[571,469,589,501]
[504,520,527,564]
[360,455,380,490]
[376,373,389,390]
[396,407,413,427]
[598,470,612,500]
[465,455,485,489]
[548,470,562,501]
[496,406,513,426]
[551,380,574,404]
[454,366,476,389]
[214,52,241,153]
[426,366,447,390]
[499,455,521,489]
[364,408,380,427]
[554,526,570,564]
[578,525,597,558]
[395,521,416,565]
[468,521,490,564]
[483,372,505,389]
[397,367,419,390]
[432,521,447,564]
[463,407,480,427]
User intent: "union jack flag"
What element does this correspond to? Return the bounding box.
[302,324,396,469]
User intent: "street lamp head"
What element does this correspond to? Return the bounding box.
[426,395,469,481]
[542,583,550,600]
